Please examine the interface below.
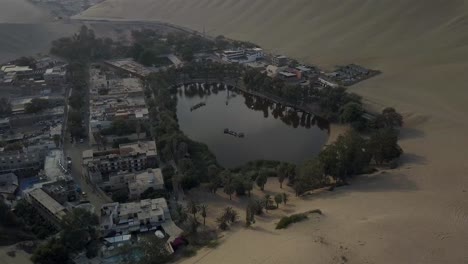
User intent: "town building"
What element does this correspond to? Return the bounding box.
[42,179,77,204]
[100,198,169,236]
[266,65,287,78]
[128,169,164,200]
[0,143,52,175]
[26,188,67,227]
[272,55,289,67]
[0,118,11,131]
[44,66,67,85]
[103,59,153,78]
[94,168,164,198]
[318,77,339,88]
[88,68,150,145]
[0,172,18,201]
[221,49,245,61]
[221,48,264,64]
[82,141,158,185]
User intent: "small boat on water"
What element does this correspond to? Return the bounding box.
[224,128,245,138]
[190,102,206,111]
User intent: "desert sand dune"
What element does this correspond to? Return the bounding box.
[78,1,468,263]
[0,0,51,23]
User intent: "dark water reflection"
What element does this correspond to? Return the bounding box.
[176,83,329,168]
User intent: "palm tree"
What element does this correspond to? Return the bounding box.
[277,163,288,189]
[186,200,200,221]
[216,216,228,231]
[223,171,235,200]
[274,194,283,208]
[200,204,208,226]
[256,170,268,191]
[282,192,289,205]
[243,180,253,197]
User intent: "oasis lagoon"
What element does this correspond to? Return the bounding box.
[176,84,329,168]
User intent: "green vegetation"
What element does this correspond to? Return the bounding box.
[0,200,36,246]
[276,213,309,229]
[100,119,147,136]
[368,128,403,165]
[146,68,228,190]
[12,56,37,68]
[14,200,57,239]
[243,68,303,104]
[112,189,129,203]
[25,98,52,114]
[51,25,126,62]
[216,207,238,230]
[371,107,403,130]
[140,187,169,200]
[31,208,99,264]
[276,210,323,229]
[51,25,125,139]
[138,235,173,264]
[310,86,363,121]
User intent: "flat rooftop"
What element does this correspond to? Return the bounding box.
[29,188,67,219]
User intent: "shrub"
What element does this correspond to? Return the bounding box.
[276,213,309,229]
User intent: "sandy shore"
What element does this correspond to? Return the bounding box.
[77,1,468,263]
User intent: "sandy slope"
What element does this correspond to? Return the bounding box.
[0,0,51,23]
[78,1,468,263]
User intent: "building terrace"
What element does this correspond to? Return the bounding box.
[100,198,169,236]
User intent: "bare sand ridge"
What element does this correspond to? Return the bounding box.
[78,1,468,263]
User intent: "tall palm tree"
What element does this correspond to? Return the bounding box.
[200,204,208,226]
[186,200,200,222]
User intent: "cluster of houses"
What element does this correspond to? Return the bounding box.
[0,56,70,209]
[216,47,377,89]
[88,66,150,147]
[83,61,182,260]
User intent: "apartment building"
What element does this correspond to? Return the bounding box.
[26,188,67,228]
[82,141,158,185]
[100,198,169,236]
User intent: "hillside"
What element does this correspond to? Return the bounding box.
[78,1,468,264]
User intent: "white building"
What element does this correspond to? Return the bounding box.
[221,49,245,61]
[44,66,67,84]
[247,48,264,60]
[100,198,169,235]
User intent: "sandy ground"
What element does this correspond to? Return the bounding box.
[77,1,468,263]
[0,245,32,264]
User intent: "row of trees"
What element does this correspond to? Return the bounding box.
[243,68,303,104]
[24,98,53,114]
[51,26,127,62]
[294,127,402,195]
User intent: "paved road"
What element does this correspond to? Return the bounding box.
[64,137,109,210]
[62,65,110,211]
